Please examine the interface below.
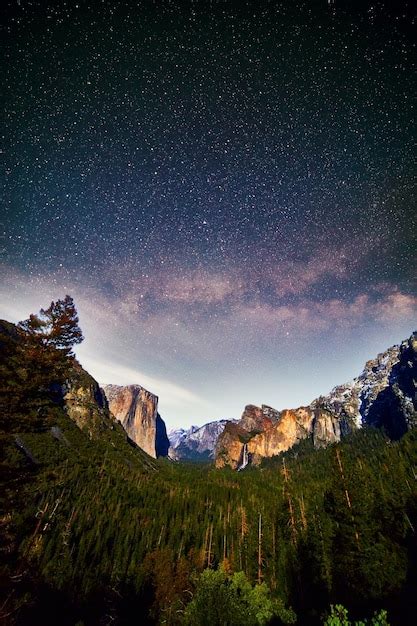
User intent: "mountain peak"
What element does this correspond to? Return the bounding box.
[168,419,236,462]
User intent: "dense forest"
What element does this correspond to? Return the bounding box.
[1,301,417,625]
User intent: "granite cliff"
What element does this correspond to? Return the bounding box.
[216,332,417,469]
[56,372,170,459]
[103,384,169,458]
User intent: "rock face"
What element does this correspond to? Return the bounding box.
[216,406,316,469]
[103,384,169,458]
[216,332,417,468]
[310,342,403,428]
[63,363,111,436]
[365,334,417,439]
[168,419,235,461]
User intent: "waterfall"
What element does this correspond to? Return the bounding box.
[238,443,248,471]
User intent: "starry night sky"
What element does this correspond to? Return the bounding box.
[2,0,417,428]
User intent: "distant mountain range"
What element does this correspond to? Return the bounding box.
[101,332,417,469]
[168,420,236,461]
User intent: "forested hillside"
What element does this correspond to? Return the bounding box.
[1,304,417,625]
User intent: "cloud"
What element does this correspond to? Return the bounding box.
[268,242,371,299]
[159,273,240,304]
[94,238,382,310]
[101,265,244,308]
[2,261,416,350]
[76,353,205,407]
[1,262,415,427]
[0,264,207,410]
[232,290,417,334]
[373,291,417,323]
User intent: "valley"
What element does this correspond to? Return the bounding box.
[1,310,417,625]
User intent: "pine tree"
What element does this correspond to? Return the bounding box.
[0,296,85,425]
[18,295,83,357]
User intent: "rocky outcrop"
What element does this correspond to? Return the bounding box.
[103,384,169,458]
[63,363,111,436]
[216,406,316,469]
[365,333,417,439]
[310,343,402,428]
[215,422,249,469]
[168,419,234,461]
[216,331,417,468]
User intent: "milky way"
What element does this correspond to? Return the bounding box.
[2,1,416,428]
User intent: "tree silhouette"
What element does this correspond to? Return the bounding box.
[18,295,83,357]
[0,296,84,427]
